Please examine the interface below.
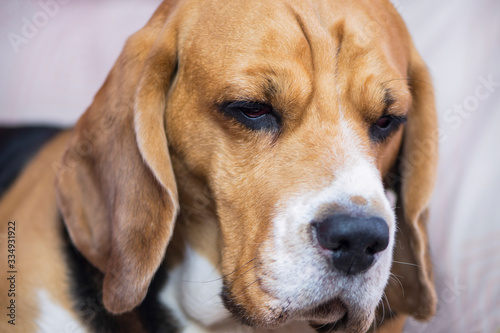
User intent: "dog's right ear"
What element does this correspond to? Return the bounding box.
[56,1,181,314]
[383,47,438,322]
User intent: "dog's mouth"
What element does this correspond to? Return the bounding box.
[221,283,353,331]
[310,316,349,333]
[300,298,353,333]
[300,298,348,325]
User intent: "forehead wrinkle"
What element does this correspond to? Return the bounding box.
[333,20,346,119]
[277,28,343,132]
[287,5,315,73]
[284,1,338,84]
[184,3,320,107]
[331,12,410,121]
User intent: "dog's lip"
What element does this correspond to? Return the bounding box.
[298,297,347,324]
[221,280,349,328]
[309,313,349,333]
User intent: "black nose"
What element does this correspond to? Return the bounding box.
[313,214,390,275]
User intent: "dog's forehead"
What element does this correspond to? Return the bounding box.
[180,1,313,90]
[177,0,410,104]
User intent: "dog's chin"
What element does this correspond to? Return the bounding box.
[221,286,371,332]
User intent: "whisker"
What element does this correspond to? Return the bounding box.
[389,273,405,298]
[378,293,385,326]
[392,260,421,268]
[227,263,259,289]
[380,77,433,87]
[383,293,393,320]
[381,77,410,85]
[394,222,402,235]
[229,277,263,301]
[221,257,257,279]
[240,277,263,293]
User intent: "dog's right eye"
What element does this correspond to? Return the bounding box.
[220,101,281,132]
[369,114,406,143]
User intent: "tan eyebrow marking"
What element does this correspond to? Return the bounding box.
[350,195,368,206]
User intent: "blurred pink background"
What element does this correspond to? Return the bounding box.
[1,1,499,332]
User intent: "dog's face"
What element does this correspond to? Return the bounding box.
[167,0,411,330]
[56,0,438,332]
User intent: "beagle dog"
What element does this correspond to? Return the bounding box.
[0,0,438,332]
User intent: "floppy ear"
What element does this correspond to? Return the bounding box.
[55,2,180,314]
[383,48,438,321]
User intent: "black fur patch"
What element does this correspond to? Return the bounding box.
[60,217,180,333]
[0,126,61,197]
[220,283,255,327]
[138,256,180,333]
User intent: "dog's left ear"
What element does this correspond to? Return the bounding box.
[383,47,438,321]
[56,3,180,314]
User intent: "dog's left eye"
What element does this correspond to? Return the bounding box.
[220,101,280,131]
[370,115,406,142]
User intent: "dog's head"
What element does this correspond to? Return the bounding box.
[56,0,437,331]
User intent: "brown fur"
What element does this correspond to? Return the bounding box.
[0,132,74,333]
[0,0,437,332]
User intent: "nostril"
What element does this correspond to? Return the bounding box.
[368,236,389,255]
[313,214,390,275]
[331,241,350,254]
[366,242,382,256]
